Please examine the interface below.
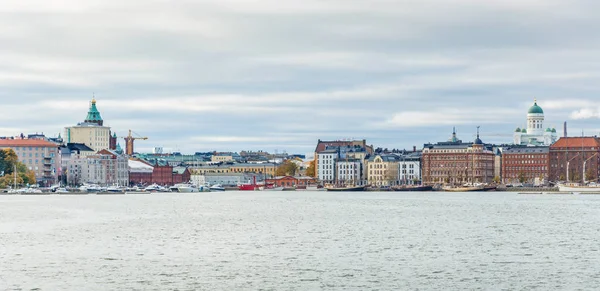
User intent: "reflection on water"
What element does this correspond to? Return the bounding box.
[2,192,600,290]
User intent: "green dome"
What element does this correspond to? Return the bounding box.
[521,128,527,133]
[84,98,104,126]
[528,101,544,114]
[515,127,521,132]
[551,128,557,133]
[546,128,552,132]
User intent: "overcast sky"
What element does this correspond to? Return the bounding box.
[2,0,600,155]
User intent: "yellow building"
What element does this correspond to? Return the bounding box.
[367,154,400,186]
[65,98,111,155]
[230,163,276,177]
[211,155,234,163]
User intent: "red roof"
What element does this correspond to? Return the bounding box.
[550,137,600,149]
[0,139,58,147]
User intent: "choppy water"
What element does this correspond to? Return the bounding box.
[2,192,600,290]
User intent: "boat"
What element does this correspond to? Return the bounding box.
[391,185,433,192]
[443,186,497,192]
[144,184,161,192]
[239,177,259,191]
[209,184,225,191]
[175,183,198,193]
[99,186,125,194]
[325,185,368,192]
[558,183,600,193]
[263,186,284,191]
[282,187,296,191]
[55,187,70,194]
[80,184,102,193]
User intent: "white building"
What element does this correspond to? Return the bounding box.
[514,99,557,146]
[191,173,250,186]
[65,98,112,155]
[67,150,129,186]
[317,149,338,183]
[336,160,363,184]
[398,154,421,185]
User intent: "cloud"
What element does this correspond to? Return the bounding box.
[1,0,600,152]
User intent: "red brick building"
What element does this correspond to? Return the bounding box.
[422,129,495,186]
[549,137,600,183]
[152,165,173,185]
[501,146,549,184]
[172,167,191,184]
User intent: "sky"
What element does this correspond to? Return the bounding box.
[2,0,600,155]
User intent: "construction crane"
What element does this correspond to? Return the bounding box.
[120,130,148,156]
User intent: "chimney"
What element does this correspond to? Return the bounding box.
[564,121,568,138]
[413,146,416,152]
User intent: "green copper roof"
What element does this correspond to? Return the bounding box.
[552,128,557,133]
[528,101,544,114]
[85,99,103,123]
[546,128,552,132]
[521,128,527,133]
[515,127,521,132]
[116,143,123,154]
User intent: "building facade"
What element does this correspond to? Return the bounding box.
[501,146,549,185]
[513,100,557,146]
[65,98,112,155]
[336,160,363,184]
[0,139,61,186]
[422,129,495,186]
[317,149,338,183]
[549,137,600,183]
[128,159,154,186]
[398,152,422,185]
[67,150,128,186]
[367,154,400,186]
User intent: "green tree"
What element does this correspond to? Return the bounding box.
[0,149,36,188]
[306,160,316,177]
[493,176,501,184]
[276,160,299,176]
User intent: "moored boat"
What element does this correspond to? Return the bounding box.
[391,185,433,192]
[558,183,600,193]
[209,184,225,191]
[325,185,368,192]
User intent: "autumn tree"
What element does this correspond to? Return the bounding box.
[0,149,36,188]
[276,160,299,176]
[306,160,316,177]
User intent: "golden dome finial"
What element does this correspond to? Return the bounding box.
[92,92,96,104]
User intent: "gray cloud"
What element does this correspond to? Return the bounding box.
[1,0,600,155]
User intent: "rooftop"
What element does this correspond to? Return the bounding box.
[0,139,58,147]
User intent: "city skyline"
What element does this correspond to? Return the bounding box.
[2,1,600,154]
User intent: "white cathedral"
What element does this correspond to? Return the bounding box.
[513,99,557,146]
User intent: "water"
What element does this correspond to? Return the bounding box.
[2,192,600,290]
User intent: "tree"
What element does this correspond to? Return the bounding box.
[586,168,596,182]
[276,160,298,176]
[306,160,316,177]
[518,171,527,183]
[0,149,36,188]
[493,176,500,184]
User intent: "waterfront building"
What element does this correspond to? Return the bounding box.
[172,167,191,184]
[317,149,338,183]
[314,139,372,182]
[229,163,276,178]
[64,98,112,155]
[60,143,94,185]
[548,137,600,183]
[336,159,364,184]
[422,128,495,185]
[0,139,61,186]
[191,173,250,187]
[397,151,422,185]
[67,149,128,186]
[501,146,549,185]
[128,159,154,186]
[513,99,557,146]
[211,154,234,163]
[152,165,174,186]
[367,154,401,187]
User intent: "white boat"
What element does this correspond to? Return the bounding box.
[55,187,70,194]
[101,186,125,194]
[80,184,102,193]
[209,184,225,191]
[263,186,284,191]
[175,183,198,193]
[558,183,600,193]
[144,184,161,192]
